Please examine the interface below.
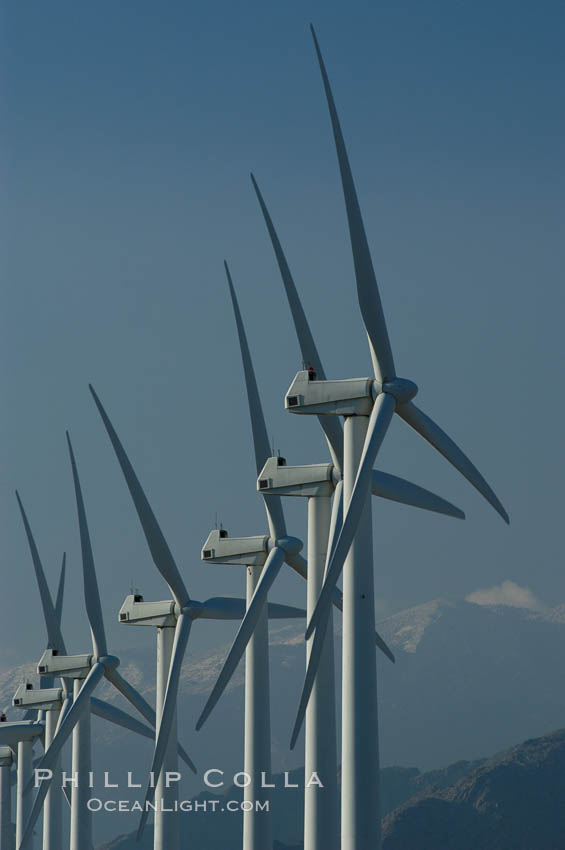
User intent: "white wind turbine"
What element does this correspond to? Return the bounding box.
[251,169,467,722]
[281,25,509,850]
[88,384,304,850]
[250,174,466,850]
[18,433,186,850]
[14,493,172,850]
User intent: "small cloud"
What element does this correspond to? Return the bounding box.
[466,580,542,610]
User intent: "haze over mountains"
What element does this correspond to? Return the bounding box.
[1,588,563,844]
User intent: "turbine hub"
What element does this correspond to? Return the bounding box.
[274,535,303,556]
[183,600,202,620]
[378,377,418,404]
[98,654,120,670]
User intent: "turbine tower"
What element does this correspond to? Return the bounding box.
[0,746,14,850]
[279,26,509,850]
[18,433,184,850]
[88,384,304,848]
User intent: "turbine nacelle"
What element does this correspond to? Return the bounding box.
[201,529,269,567]
[286,371,374,416]
[285,371,418,417]
[13,683,63,711]
[201,528,302,566]
[37,648,92,679]
[118,594,176,628]
[378,378,418,405]
[258,456,334,498]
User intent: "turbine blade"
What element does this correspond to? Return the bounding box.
[137,614,194,839]
[251,174,344,471]
[89,385,190,608]
[66,432,108,658]
[397,401,509,523]
[104,667,195,771]
[19,662,105,849]
[15,492,66,654]
[291,609,331,751]
[55,693,73,734]
[371,470,465,519]
[310,25,395,383]
[54,552,66,626]
[224,261,287,540]
[266,602,307,619]
[284,550,344,613]
[90,697,155,741]
[375,630,395,663]
[328,479,344,563]
[195,546,286,731]
[290,479,343,749]
[306,393,396,640]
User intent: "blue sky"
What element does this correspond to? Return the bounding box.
[1,0,563,670]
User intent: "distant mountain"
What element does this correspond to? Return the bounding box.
[2,596,564,845]
[382,728,565,850]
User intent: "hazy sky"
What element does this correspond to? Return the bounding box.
[1,0,563,670]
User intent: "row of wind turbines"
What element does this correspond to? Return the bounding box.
[1,25,508,850]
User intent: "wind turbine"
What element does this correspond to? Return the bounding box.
[251,170,467,722]
[18,433,188,850]
[0,746,14,850]
[87,384,305,849]
[249,174,467,850]
[279,26,509,850]
[15,491,177,850]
